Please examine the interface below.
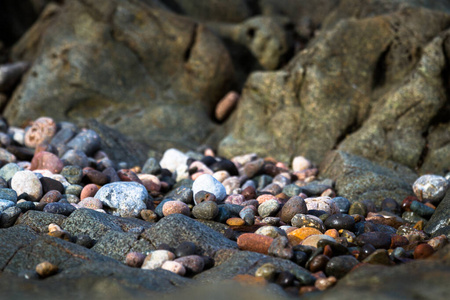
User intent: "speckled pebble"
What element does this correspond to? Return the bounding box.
[0,163,22,181]
[78,197,103,210]
[301,234,335,248]
[0,206,21,227]
[192,174,227,204]
[258,199,280,218]
[332,197,351,214]
[325,255,359,279]
[174,255,205,274]
[237,233,273,254]
[268,236,293,259]
[255,263,277,281]
[40,190,62,204]
[159,148,189,173]
[163,200,191,217]
[43,202,76,216]
[292,156,311,172]
[194,190,216,204]
[61,165,83,184]
[126,252,146,268]
[25,117,57,149]
[30,151,63,174]
[35,261,58,278]
[280,196,307,224]
[413,174,448,202]
[305,197,339,215]
[315,276,337,291]
[255,225,287,239]
[141,250,175,270]
[192,201,218,220]
[288,227,323,245]
[324,214,355,231]
[291,214,326,232]
[161,260,186,276]
[11,170,43,201]
[95,182,147,217]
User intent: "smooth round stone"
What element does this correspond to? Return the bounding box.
[43,202,76,216]
[226,217,245,226]
[161,260,186,276]
[358,244,376,261]
[192,174,227,204]
[142,157,161,175]
[305,197,339,215]
[239,206,256,225]
[291,214,326,232]
[215,91,239,122]
[61,165,83,184]
[138,174,161,192]
[362,249,393,265]
[65,184,83,197]
[243,159,264,178]
[0,163,22,181]
[66,129,101,156]
[25,117,57,148]
[272,173,291,189]
[255,225,287,239]
[282,184,302,198]
[159,148,189,173]
[355,232,392,249]
[317,239,350,256]
[292,156,311,172]
[261,183,282,195]
[212,170,230,183]
[280,196,307,224]
[309,254,329,273]
[0,206,21,227]
[258,199,280,218]
[192,201,218,220]
[61,149,89,168]
[194,191,216,204]
[325,255,359,279]
[224,194,245,205]
[222,176,240,195]
[142,250,175,270]
[83,169,109,186]
[324,214,355,231]
[175,241,197,257]
[125,252,146,268]
[210,159,239,176]
[35,261,58,278]
[237,233,273,254]
[40,190,62,204]
[410,200,435,219]
[0,188,17,203]
[16,201,35,213]
[254,175,273,189]
[40,177,65,194]
[162,200,190,217]
[166,185,193,204]
[288,227,323,245]
[315,276,337,291]
[332,197,351,214]
[262,217,280,225]
[30,151,63,174]
[301,234,335,248]
[414,243,435,259]
[381,198,401,215]
[255,263,277,281]
[78,197,103,210]
[174,255,204,274]
[94,182,147,217]
[276,271,295,287]
[155,199,172,218]
[413,174,448,202]
[348,202,367,216]
[80,184,99,200]
[11,170,43,201]
[268,236,293,260]
[241,185,257,200]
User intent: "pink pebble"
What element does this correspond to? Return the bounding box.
[126,252,146,268]
[162,200,191,217]
[80,184,99,200]
[161,260,186,276]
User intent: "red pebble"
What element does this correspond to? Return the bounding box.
[80,184,99,200]
[30,151,64,173]
[237,233,273,254]
[126,252,146,268]
[117,169,143,184]
[414,243,434,259]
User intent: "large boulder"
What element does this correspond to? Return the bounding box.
[5,0,234,152]
[218,6,450,172]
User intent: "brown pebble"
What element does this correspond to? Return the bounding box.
[141,209,158,222]
[215,91,239,122]
[137,174,161,192]
[237,233,274,254]
[414,243,434,259]
[80,184,99,200]
[233,274,267,286]
[117,169,143,184]
[226,217,245,226]
[309,254,329,273]
[323,245,333,257]
[162,200,191,217]
[325,229,339,239]
[321,188,336,198]
[126,252,146,268]
[25,117,57,149]
[40,190,62,204]
[242,186,257,200]
[78,197,103,210]
[401,196,418,212]
[315,276,337,291]
[30,151,64,173]
[83,169,109,185]
[35,261,58,278]
[390,234,409,249]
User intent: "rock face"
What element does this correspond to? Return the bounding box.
[319,151,417,205]
[218,5,450,173]
[6,0,234,152]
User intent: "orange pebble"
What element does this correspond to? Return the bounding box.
[226,217,245,226]
[233,274,267,286]
[80,183,99,200]
[288,227,322,246]
[237,233,273,254]
[325,229,339,239]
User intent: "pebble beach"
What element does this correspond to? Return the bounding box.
[0,116,449,299]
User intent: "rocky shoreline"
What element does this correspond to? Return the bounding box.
[0,116,449,300]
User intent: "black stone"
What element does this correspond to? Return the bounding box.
[324,214,355,231]
[175,241,198,257]
[200,156,217,167]
[355,232,392,249]
[43,202,76,216]
[40,177,65,194]
[325,255,359,279]
[333,197,351,214]
[210,159,239,176]
[317,239,350,256]
[358,243,376,261]
[276,271,295,287]
[75,235,95,248]
[292,251,309,267]
[381,198,401,215]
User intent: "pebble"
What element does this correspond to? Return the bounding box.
[325,255,359,279]
[224,194,245,205]
[262,216,280,225]
[255,225,287,239]
[226,217,245,226]
[239,206,256,225]
[61,165,83,184]
[237,233,273,254]
[255,263,277,281]
[175,241,198,257]
[40,177,65,194]
[332,197,351,214]
[142,157,161,175]
[301,235,335,248]
[192,201,218,220]
[292,156,311,172]
[268,236,293,259]
[348,202,367,216]
[381,198,401,215]
[78,197,103,210]
[35,261,58,278]
[61,149,89,168]
[273,174,291,189]
[258,199,280,218]
[161,260,186,276]
[137,174,161,192]
[159,148,189,173]
[324,214,355,231]
[291,214,326,232]
[30,151,64,174]
[305,197,339,215]
[125,252,146,268]
[0,148,16,163]
[282,184,302,198]
[24,117,57,148]
[243,159,264,178]
[140,209,157,222]
[162,200,191,217]
[192,174,227,204]
[315,276,337,291]
[288,227,323,245]
[0,188,17,203]
[174,255,205,274]
[410,200,435,219]
[194,191,216,204]
[43,202,76,216]
[308,254,329,272]
[67,129,101,156]
[80,183,99,200]
[222,176,240,195]
[280,196,307,224]
[11,170,43,201]
[168,186,193,204]
[324,229,339,239]
[215,91,239,122]
[276,271,295,287]
[355,232,392,249]
[317,239,349,256]
[427,235,448,251]
[413,174,448,202]
[0,206,21,227]
[141,250,175,270]
[241,186,257,200]
[65,184,83,197]
[95,182,147,217]
[84,168,109,185]
[413,243,434,259]
[40,190,62,203]
[212,170,230,183]
[0,162,22,181]
[362,249,393,265]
